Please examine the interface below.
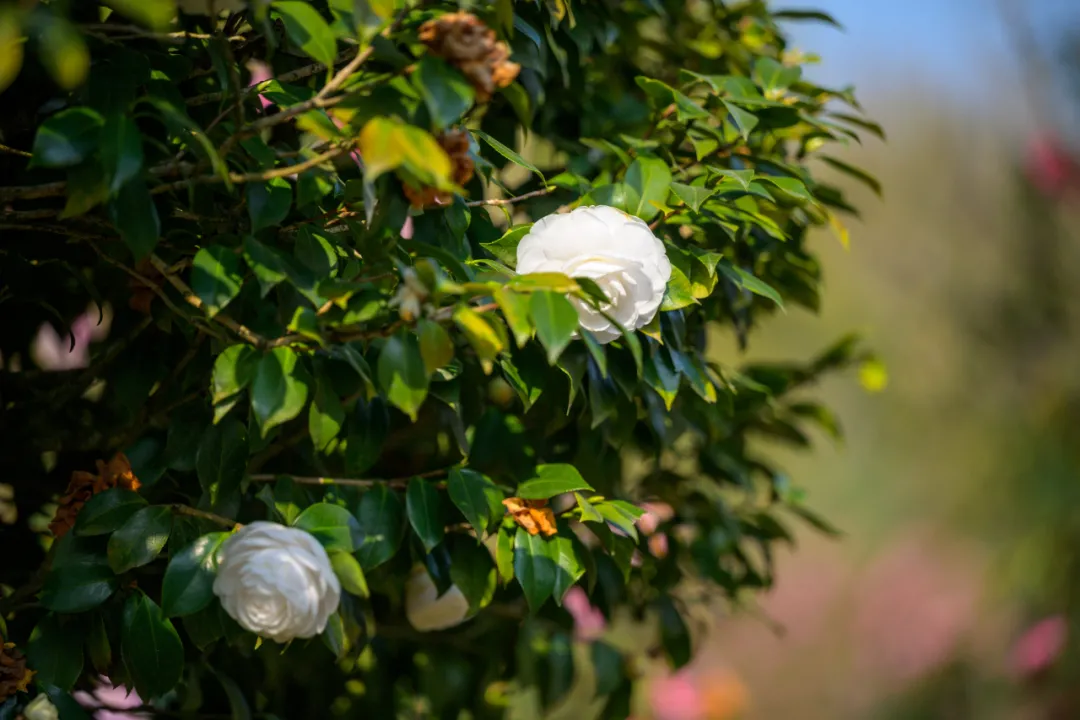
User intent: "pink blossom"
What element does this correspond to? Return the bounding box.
[401,216,414,240]
[31,305,110,371]
[73,678,148,720]
[1010,615,1068,678]
[638,502,674,536]
[563,586,606,641]
[1025,133,1080,198]
[648,671,704,720]
[246,60,273,110]
[329,114,362,169]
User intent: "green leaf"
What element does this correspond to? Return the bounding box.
[192,245,244,318]
[196,419,248,509]
[496,524,515,584]
[41,536,117,613]
[819,155,882,197]
[100,114,144,194]
[60,160,109,219]
[595,501,641,542]
[453,305,505,374]
[657,596,692,669]
[358,117,452,185]
[86,613,112,675]
[406,477,444,553]
[294,502,362,552]
[516,464,593,500]
[722,100,759,140]
[122,592,184,699]
[513,527,555,612]
[243,236,291,297]
[161,532,228,617]
[530,291,578,364]
[472,128,545,183]
[28,614,85,691]
[753,56,801,94]
[773,8,843,28]
[760,175,815,204]
[107,505,172,574]
[377,332,429,421]
[329,549,369,598]
[274,1,338,67]
[414,55,475,130]
[309,378,345,451]
[548,527,585,605]
[247,177,293,232]
[251,347,310,435]
[212,344,259,404]
[74,488,147,536]
[592,641,623,697]
[673,89,710,122]
[447,468,503,538]
[718,261,784,308]
[574,492,603,523]
[418,319,455,375]
[449,538,496,613]
[354,484,406,569]
[345,396,388,474]
[109,176,160,259]
[670,182,715,212]
[30,107,103,168]
[481,224,531,267]
[104,0,175,29]
[495,287,533,348]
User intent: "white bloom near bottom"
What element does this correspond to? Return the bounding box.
[516,205,672,343]
[404,564,471,632]
[213,522,341,643]
[24,695,59,720]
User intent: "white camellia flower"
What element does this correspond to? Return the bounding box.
[404,564,471,632]
[516,205,672,343]
[24,695,59,720]
[213,522,341,643]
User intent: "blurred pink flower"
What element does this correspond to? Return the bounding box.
[1026,133,1080,198]
[329,114,362,169]
[401,216,415,239]
[638,502,674,535]
[649,671,704,720]
[73,677,148,720]
[563,586,606,641]
[246,60,273,110]
[31,305,110,371]
[1010,615,1068,678]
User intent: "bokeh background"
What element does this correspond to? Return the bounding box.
[674,1,1080,718]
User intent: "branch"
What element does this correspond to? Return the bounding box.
[465,187,554,208]
[149,145,350,195]
[249,468,448,489]
[170,504,240,530]
[0,143,31,158]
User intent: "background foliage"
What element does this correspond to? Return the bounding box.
[0,0,878,717]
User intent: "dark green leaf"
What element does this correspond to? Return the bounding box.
[625,156,672,221]
[819,155,882,196]
[251,347,310,435]
[377,332,429,421]
[100,114,143,193]
[309,378,345,451]
[109,176,160,259]
[549,526,585,605]
[447,468,503,538]
[161,532,228,617]
[192,246,244,318]
[28,615,85,691]
[247,178,293,232]
[449,537,496,612]
[86,613,112,675]
[345,395,388,474]
[513,527,555,612]
[243,236,291,297]
[30,107,103,168]
[517,464,593,500]
[354,484,406,569]
[414,56,475,129]
[530,291,578,364]
[294,502,362,552]
[74,488,147,536]
[591,641,623,697]
[718,261,784,308]
[121,592,184,699]
[657,596,692,669]
[595,501,640,542]
[773,8,843,28]
[107,505,172,574]
[196,419,248,509]
[472,128,545,182]
[274,1,338,67]
[212,344,259,404]
[406,477,444,553]
[41,536,117,613]
[722,100,759,140]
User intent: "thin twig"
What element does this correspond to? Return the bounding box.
[86,240,196,324]
[0,143,31,158]
[465,187,554,208]
[82,23,246,42]
[249,467,448,489]
[149,145,350,195]
[171,504,240,530]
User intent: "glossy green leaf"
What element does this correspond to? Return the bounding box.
[574,492,603,523]
[513,527,555,612]
[309,378,345,451]
[496,524,515,584]
[447,468,503,538]
[472,128,545,182]
[548,527,585,605]
[247,177,293,232]
[495,287,533,348]
[482,224,531,267]
[670,182,716,211]
[161,532,228,617]
[406,477,444,552]
[414,55,475,129]
[28,614,85,691]
[74,488,147,536]
[212,344,259,405]
[243,236,291,297]
[121,592,184,699]
[418,318,455,375]
[41,536,117,613]
[450,538,497,613]
[530,291,578,364]
[251,347,310,435]
[294,502,362,552]
[516,464,593,500]
[722,100,759,140]
[30,107,103,168]
[329,549,369,598]
[377,332,429,421]
[107,505,172,574]
[657,596,692,669]
[196,419,248,508]
[718,261,784,308]
[192,246,244,318]
[275,1,338,67]
[354,484,406,569]
[101,114,144,194]
[109,176,160,259]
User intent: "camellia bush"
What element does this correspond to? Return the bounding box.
[0,0,882,717]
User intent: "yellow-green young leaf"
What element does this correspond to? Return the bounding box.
[274,1,338,67]
[529,291,578,365]
[294,503,362,552]
[38,14,89,90]
[0,8,24,94]
[660,249,697,311]
[495,525,514,584]
[516,464,593,500]
[417,318,454,374]
[453,306,504,374]
[509,272,579,293]
[308,378,345,451]
[376,332,429,421]
[494,287,532,348]
[358,117,452,186]
[104,0,176,30]
[251,347,311,435]
[329,550,369,597]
